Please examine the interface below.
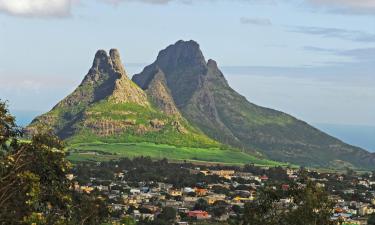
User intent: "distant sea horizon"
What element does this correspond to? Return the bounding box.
[314,123,375,153]
[12,109,375,153]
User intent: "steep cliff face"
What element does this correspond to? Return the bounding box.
[143,68,181,117]
[133,40,375,169]
[27,49,221,149]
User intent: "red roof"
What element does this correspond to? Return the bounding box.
[188,210,209,218]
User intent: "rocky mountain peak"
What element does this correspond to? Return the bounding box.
[155,40,207,72]
[109,48,126,75]
[91,49,112,72]
[207,59,217,68]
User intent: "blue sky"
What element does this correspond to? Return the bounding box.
[0,0,374,128]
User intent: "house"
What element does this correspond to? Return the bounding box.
[281,184,290,191]
[133,210,155,221]
[233,196,253,203]
[195,188,208,196]
[169,189,183,197]
[178,208,190,213]
[80,186,94,194]
[187,210,211,220]
[260,175,269,181]
[177,222,189,225]
[96,185,109,192]
[183,196,199,207]
[234,172,253,180]
[66,174,75,181]
[164,200,182,208]
[210,170,235,179]
[183,187,195,193]
[204,194,226,205]
[130,188,141,195]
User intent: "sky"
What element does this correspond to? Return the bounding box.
[0,0,374,130]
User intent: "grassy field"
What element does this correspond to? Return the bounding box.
[68,142,287,166]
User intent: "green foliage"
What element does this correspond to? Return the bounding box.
[68,142,284,166]
[0,117,71,224]
[243,182,335,225]
[68,100,222,149]
[368,214,375,225]
[70,192,109,225]
[0,100,110,225]
[194,198,209,211]
[211,200,228,217]
[120,216,137,225]
[158,207,177,222]
[0,100,19,150]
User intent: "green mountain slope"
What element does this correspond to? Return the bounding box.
[132,40,375,169]
[27,49,221,149]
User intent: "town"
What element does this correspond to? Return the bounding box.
[69,156,375,225]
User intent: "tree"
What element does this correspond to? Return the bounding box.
[284,182,335,225]
[211,200,228,217]
[194,198,209,211]
[0,100,19,150]
[0,100,109,224]
[70,192,109,225]
[243,182,335,225]
[120,216,136,225]
[368,214,375,225]
[158,207,176,222]
[0,99,72,224]
[243,186,283,225]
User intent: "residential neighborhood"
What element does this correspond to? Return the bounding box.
[70,157,375,225]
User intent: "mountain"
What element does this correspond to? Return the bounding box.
[27,49,220,149]
[133,40,375,169]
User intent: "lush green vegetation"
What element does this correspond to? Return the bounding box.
[68,142,285,166]
[68,101,222,149]
[0,100,109,225]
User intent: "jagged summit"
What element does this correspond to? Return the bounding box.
[133,40,213,108]
[155,40,206,71]
[109,49,126,75]
[78,48,148,107]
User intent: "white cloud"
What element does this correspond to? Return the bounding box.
[0,0,74,17]
[240,17,272,26]
[288,26,375,42]
[101,0,174,4]
[99,0,275,5]
[306,0,375,14]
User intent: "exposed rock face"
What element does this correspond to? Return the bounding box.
[133,40,207,108]
[139,67,181,116]
[132,40,375,169]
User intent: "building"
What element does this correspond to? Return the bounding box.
[187,210,211,220]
